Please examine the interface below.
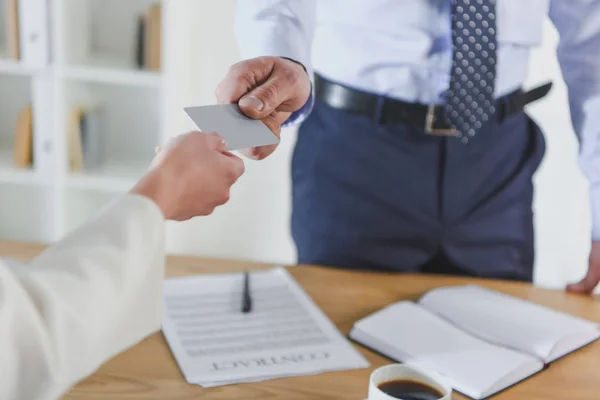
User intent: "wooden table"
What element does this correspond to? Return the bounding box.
[2,241,600,400]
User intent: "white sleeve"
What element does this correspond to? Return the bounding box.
[234,0,316,78]
[0,194,166,400]
[234,0,317,125]
[549,0,600,240]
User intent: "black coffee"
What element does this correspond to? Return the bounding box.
[377,379,443,400]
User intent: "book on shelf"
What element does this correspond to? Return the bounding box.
[68,105,106,172]
[136,3,161,71]
[349,284,600,400]
[67,106,85,172]
[12,104,32,168]
[136,14,146,69]
[4,0,20,59]
[80,106,106,170]
[3,0,49,65]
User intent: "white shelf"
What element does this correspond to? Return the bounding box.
[0,58,37,76]
[66,159,149,192]
[0,149,41,186]
[0,184,53,243]
[62,63,161,88]
[0,0,188,243]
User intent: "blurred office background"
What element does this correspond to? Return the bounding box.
[0,0,591,290]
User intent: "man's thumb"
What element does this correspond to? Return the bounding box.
[238,79,282,119]
[239,95,265,117]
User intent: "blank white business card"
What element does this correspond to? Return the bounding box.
[184,104,280,151]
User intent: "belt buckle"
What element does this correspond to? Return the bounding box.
[425,105,458,136]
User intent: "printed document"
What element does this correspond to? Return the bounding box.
[161,267,369,387]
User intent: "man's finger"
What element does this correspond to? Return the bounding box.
[238,144,280,161]
[235,110,289,160]
[267,110,292,133]
[566,281,593,294]
[566,271,600,294]
[238,75,299,120]
[215,58,274,104]
[238,148,260,160]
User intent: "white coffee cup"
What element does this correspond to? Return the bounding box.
[368,363,452,400]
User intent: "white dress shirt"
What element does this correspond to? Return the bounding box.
[234,0,600,240]
[0,194,165,400]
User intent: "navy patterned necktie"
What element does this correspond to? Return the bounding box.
[445,0,498,143]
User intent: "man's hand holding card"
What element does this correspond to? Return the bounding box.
[213,56,311,160]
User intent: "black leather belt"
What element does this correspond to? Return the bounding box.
[314,73,552,136]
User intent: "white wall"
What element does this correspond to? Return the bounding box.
[164,1,592,290]
[526,21,591,289]
[163,0,298,265]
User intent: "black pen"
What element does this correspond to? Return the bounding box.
[242,271,252,313]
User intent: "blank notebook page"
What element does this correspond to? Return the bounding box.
[351,301,541,399]
[419,285,600,362]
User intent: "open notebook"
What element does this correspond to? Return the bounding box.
[349,285,600,399]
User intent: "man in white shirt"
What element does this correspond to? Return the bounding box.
[0,131,244,400]
[217,1,600,293]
